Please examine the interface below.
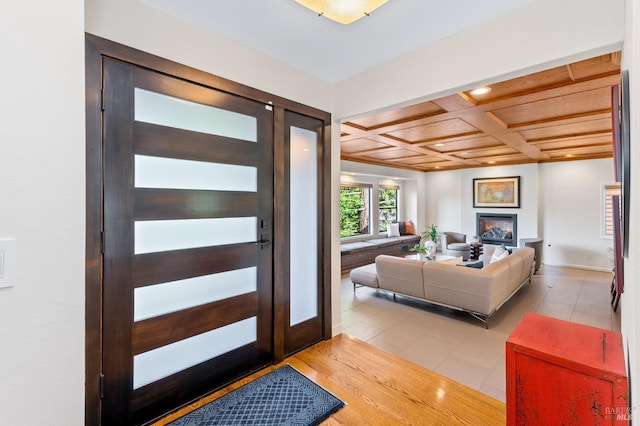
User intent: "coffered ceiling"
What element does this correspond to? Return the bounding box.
[341,53,621,172]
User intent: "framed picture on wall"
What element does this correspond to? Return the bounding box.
[620,69,631,258]
[473,176,521,208]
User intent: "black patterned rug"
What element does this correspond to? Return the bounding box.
[168,365,345,426]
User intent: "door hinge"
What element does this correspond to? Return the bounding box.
[100,231,104,254]
[101,88,105,111]
[99,373,105,399]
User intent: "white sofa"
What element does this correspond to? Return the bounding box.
[350,246,535,327]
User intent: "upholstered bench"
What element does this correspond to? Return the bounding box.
[340,234,420,274]
[349,263,378,290]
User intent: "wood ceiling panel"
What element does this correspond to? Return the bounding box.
[398,155,441,165]
[461,146,520,159]
[346,102,444,129]
[364,148,424,161]
[534,135,612,152]
[490,87,612,126]
[478,153,534,164]
[340,138,393,153]
[519,118,612,141]
[467,66,571,102]
[568,54,621,80]
[546,145,613,159]
[339,53,619,173]
[385,118,480,143]
[420,135,503,152]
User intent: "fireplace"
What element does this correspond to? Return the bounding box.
[477,213,517,246]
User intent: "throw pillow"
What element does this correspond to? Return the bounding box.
[387,222,400,237]
[397,221,407,235]
[456,260,484,269]
[405,220,415,235]
[490,246,509,263]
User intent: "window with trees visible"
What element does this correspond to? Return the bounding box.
[340,184,372,237]
[602,183,621,238]
[378,185,399,232]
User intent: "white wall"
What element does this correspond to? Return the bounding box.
[420,170,461,234]
[539,159,615,270]
[0,0,86,424]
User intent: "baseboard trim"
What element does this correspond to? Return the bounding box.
[541,261,612,273]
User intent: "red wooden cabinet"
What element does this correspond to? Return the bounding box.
[506,313,629,425]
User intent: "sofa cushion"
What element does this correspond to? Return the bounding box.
[448,243,470,250]
[350,263,379,288]
[375,255,426,299]
[340,241,377,254]
[424,260,510,314]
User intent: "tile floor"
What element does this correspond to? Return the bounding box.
[340,264,621,403]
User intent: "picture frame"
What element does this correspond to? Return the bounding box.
[620,69,631,258]
[473,176,520,208]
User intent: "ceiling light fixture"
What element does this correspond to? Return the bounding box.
[295,0,389,25]
[470,86,492,96]
[434,143,445,147]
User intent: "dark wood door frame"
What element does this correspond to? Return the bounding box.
[85,33,332,425]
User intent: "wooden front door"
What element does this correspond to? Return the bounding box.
[100,57,274,424]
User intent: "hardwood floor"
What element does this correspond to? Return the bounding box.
[152,334,505,425]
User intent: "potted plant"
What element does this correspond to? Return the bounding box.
[420,224,439,257]
[428,224,439,242]
[409,244,428,260]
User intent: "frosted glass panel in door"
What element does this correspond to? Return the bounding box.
[133,317,257,389]
[134,88,257,142]
[134,267,257,321]
[135,217,257,254]
[289,126,318,326]
[135,155,257,192]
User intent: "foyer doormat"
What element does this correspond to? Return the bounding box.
[168,365,345,426]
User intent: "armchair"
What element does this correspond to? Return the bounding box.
[441,231,471,260]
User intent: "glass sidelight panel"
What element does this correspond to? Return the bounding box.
[289,126,318,326]
[135,217,257,254]
[133,317,257,389]
[134,267,257,321]
[134,88,257,142]
[135,155,257,192]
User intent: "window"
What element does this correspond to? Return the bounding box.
[378,185,399,232]
[340,184,372,237]
[602,183,621,238]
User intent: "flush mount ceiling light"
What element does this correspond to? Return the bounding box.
[470,86,492,96]
[295,0,389,24]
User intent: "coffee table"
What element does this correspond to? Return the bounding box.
[404,254,461,264]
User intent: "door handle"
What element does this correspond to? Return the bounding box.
[255,238,271,249]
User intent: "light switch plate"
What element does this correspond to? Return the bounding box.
[0,239,16,288]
